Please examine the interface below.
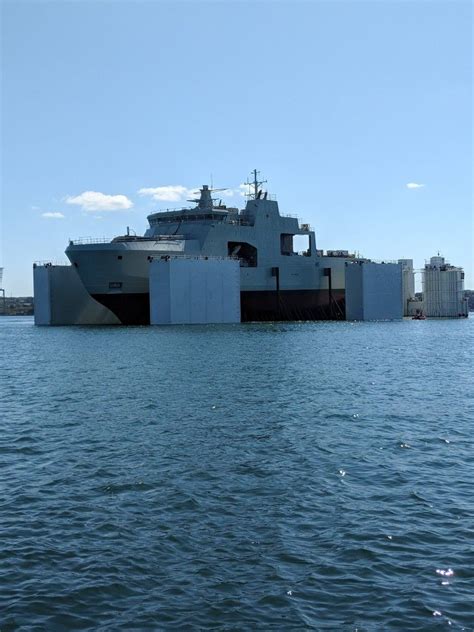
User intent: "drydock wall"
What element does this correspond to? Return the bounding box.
[34,265,120,325]
[149,257,240,325]
[345,262,403,321]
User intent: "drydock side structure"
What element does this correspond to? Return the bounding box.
[33,263,120,325]
[65,173,358,325]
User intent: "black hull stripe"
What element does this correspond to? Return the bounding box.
[240,290,345,322]
[92,293,151,326]
[92,290,346,326]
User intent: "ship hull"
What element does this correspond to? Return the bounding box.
[91,293,151,326]
[92,289,346,325]
[240,289,345,321]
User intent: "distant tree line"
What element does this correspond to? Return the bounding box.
[0,297,34,316]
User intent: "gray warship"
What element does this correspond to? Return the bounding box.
[66,171,355,324]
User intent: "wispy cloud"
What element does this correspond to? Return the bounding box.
[138,185,193,202]
[406,182,425,189]
[238,183,250,197]
[138,183,250,203]
[66,191,133,211]
[219,187,246,198]
[42,212,65,219]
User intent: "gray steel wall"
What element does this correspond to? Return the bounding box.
[345,262,403,321]
[149,257,241,325]
[33,265,120,325]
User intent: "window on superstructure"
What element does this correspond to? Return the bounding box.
[228,242,258,267]
[280,234,293,255]
[281,234,311,256]
[293,235,311,257]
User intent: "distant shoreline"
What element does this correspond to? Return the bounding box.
[1,292,474,317]
[0,297,34,316]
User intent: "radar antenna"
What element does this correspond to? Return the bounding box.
[187,184,230,209]
[187,187,228,203]
[245,169,267,199]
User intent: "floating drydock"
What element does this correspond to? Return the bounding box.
[33,256,405,326]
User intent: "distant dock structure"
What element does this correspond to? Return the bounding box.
[422,256,468,318]
[398,259,416,316]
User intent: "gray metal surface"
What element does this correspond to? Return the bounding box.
[345,262,403,321]
[34,264,120,325]
[149,257,240,325]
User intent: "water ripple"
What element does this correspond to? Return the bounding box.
[1,316,473,630]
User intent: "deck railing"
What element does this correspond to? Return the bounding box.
[33,260,70,267]
[68,237,112,245]
[149,254,240,262]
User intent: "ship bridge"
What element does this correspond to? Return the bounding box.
[146,185,241,227]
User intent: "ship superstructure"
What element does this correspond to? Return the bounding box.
[66,171,356,324]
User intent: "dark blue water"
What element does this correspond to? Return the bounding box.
[1,316,473,630]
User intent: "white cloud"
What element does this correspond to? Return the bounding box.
[138,183,251,203]
[220,189,236,198]
[238,183,250,197]
[406,182,425,189]
[186,188,200,199]
[42,212,65,219]
[138,185,191,202]
[216,187,251,199]
[66,191,133,211]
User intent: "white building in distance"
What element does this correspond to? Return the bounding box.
[422,256,468,318]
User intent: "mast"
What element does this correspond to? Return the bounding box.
[245,169,267,199]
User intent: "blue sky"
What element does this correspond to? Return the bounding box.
[1,0,472,295]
